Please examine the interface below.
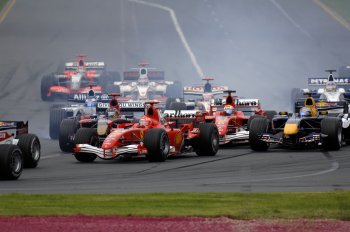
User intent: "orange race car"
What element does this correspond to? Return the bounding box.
[41,54,119,101]
[74,96,219,162]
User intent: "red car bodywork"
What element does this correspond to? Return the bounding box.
[206,91,269,145]
[74,97,214,161]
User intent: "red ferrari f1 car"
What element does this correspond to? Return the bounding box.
[74,96,219,162]
[206,90,276,145]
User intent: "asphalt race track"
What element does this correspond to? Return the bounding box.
[0,0,350,193]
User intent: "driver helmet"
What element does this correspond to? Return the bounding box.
[224,105,235,115]
[107,107,120,119]
[299,107,312,118]
[325,82,336,92]
[84,98,97,115]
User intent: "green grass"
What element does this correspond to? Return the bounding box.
[321,0,350,24]
[0,0,8,12]
[0,192,350,219]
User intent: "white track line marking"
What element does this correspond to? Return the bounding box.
[270,0,312,39]
[0,0,16,24]
[128,0,204,78]
[313,0,350,32]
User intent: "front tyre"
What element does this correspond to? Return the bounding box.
[249,118,269,151]
[74,128,98,162]
[321,117,342,150]
[59,118,79,152]
[17,134,41,168]
[0,145,23,180]
[144,129,170,162]
[195,123,219,156]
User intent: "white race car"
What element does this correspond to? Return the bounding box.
[114,63,182,108]
[295,70,350,144]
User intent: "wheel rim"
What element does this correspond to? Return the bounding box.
[11,151,22,173]
[160,133,170,156]
[338,126,342,147]
[31,139,40,161]
[211,131,219,152]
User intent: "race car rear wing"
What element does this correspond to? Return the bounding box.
[163,110,200,118]
[0,121,28,136]
[65,62,106,70]
[0,121,28,130]
[95,101,145,113]
[68,93,110,102]
[123,71,165,81]
[183,85,228,95]
[308,77,350,86]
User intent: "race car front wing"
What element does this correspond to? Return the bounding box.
[75,144,139,159]
[219,131,249,145]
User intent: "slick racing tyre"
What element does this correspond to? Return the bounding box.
[170,102,187,111]
[195,123,219,156]
[321,117,342,151]
[247,115,264,131]
[59,118,80,152]
[74,128,98,162]
[17,134,41,168]
[0,145,23,180]
[41,74,55,101]
[50,108,66,139]
[249,117,269,151]
[144,128,170,162]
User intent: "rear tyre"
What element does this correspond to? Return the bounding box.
[50,108,66,139]
[74,128,98,162]
[195,123,219,156]
[170,102,187,111]
[41,74,55,101]
[0,145,23,180]
[17,134,41,168]
[249,118,269,151]
[59,118,80,152]
[144,129,170,162]
[321,117,342,150]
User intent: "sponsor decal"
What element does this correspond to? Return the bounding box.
[0,122,16,127]
[119,102,144,108]
[184,86,203,92]
[97,102,109,108]
[308,78,350,85]
[140,130,144,140]
[237,99,259,106]
[73,93,110,101]
[0,132,6,138]
[163,110,197,118]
